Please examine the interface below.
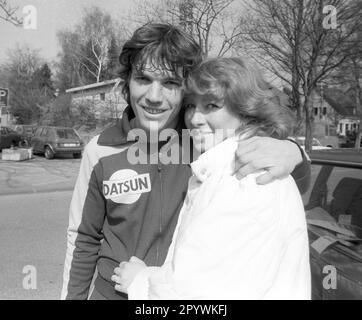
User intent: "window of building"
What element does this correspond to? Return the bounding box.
[314,108,318,116]
[322,107,327,116]
[100,93,105,101]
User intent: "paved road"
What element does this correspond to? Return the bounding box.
[0,154,81,195]
[0,153,88,299]
[0,191,72,300]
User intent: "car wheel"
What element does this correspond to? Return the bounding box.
[73,153,82,159]
[44,146,54,159]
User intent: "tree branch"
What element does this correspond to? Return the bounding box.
[0,0,22,26]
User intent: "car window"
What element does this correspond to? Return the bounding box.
[56,129,78,139]
[41,128,49,136]
[34,127,43,136]
[48,129,56,139]
[303,163,362,233]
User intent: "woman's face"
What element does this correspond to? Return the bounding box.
[184,95,243,153]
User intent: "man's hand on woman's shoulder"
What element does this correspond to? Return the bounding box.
[234,136,303,185]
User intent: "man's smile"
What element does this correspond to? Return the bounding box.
[142,106,168,115]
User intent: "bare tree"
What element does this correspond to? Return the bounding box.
[75,7,115,83]
[0,0,22,26]
[351,56,362,149]
[56,30,87,90]
[56,6,126,89]
[238,0,362,152]
[134,0,244,57]
[331,22,362,149]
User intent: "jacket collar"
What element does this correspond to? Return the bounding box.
[97,106,134,146]
[190,137,238,183]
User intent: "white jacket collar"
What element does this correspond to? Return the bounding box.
[190,137,238,182]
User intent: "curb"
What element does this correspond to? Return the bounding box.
[0,182,75,196]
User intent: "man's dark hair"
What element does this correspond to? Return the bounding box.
[119,23,203,105]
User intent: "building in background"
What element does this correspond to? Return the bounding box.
[66,78,127,122]
[283,85,359,147]
[321,87,360,138]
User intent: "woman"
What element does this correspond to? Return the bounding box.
[111,57,311,300]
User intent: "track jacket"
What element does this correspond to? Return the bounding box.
[127,137,311,299]
[61,107,311,300]
[61,107,193,300]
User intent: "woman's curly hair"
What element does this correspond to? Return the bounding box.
[185,57,296,140]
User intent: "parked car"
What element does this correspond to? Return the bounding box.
[30,126,84,159]
[293,136,332,150]
[0,126,27,151]
[304,148,362,299]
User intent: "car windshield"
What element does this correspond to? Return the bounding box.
[56,129,78,139]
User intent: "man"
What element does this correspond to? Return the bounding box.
[61,23,310,300]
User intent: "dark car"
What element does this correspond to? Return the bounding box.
[0,126,27,151]
[12,124,37,144]
[30,126,84,159]
[303,148,362,300]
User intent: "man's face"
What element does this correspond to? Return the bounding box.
[129,61,184,133]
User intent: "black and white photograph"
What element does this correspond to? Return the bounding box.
[0,0,362,302]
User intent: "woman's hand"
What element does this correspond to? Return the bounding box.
[234,136,303,184]
[111,256,147,294]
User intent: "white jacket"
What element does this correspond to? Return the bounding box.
[128,137,311,300]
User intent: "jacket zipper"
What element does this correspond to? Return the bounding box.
[156,158,163,265]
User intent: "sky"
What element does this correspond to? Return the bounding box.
[0,0,281,86]
[0,0,137,63]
